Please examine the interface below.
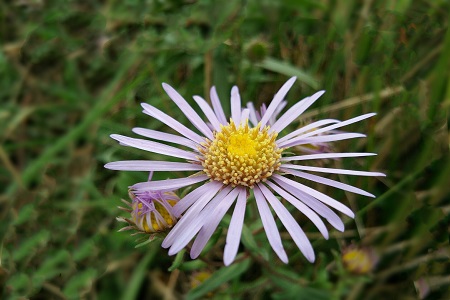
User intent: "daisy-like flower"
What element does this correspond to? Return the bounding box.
[105,77,384,265]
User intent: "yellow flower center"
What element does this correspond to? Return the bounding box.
[200,120,282,188]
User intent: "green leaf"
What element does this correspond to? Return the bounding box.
[63,268,98,299]
[257,57,319,89]
[186,259,251,300]
[13,230,50,262]
[168,249,186,271]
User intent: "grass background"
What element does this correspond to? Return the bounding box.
[1,0,449,299]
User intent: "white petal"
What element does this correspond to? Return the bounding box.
[258,183,315,262]
[105,160,203,172]
[293,113,376,141]
[265,181,329,239]
[271,90,325,133]
[172,181,223,217]
[167,187,234,254]
[141,103,204,144]
[190,187,241,259]
[192,95,222,131]
[272,174,354,218]
[110,134,198,161]
[162,83,213,140]
[246,102,258,127]
[280,133,366,148]
[210,86,228,125]
[162,184,228,247]
[253,185,288,263]
[281,168,375,197]
[272,177,345,231]
[132,175,209,191]
[277,119,340,144]
[231,86,241,124]
[281,164,386,177]
[281,152,376,161]
[132,127,198,150]
[259,77,297,129]
[224,189,247,265]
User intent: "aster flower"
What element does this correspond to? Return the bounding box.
[105,76,384,265]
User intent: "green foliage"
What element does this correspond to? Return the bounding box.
[1,0,449,299]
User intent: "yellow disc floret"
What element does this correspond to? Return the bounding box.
[200,120,282,188]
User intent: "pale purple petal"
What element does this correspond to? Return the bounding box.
[292,113,377,141]
[272,174,354,218]
[162,83,214,140]
[281,168,375,197]
[132,175,209,191]
[259,76,297,129]
[270,100,287,125]
[280,133,366,148]
[265,181,329,239]
[192,95,222,131]
[246,102,258,127]
[240,108,250,126]
[190,187,241,259]
[141,103,204,144]
[277,119,340,144]
[105,160,203,172]
[162,183,227,247]
[231,86,241,124]
[210,86,228,125]
[224,188,247,265]
[281,152,376,161]
[281,164,386,177]
[253,185,289,263]
[258,183,315,262]
[110,134,198,161]
[172,181,223,217]
[270,90,325,133]
[132,127,198,150]
[272,177,345,231]
[167,187,234,254]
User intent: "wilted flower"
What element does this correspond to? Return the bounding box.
[342,245,379,274]
[117,173,179,235]
[106,76,384,265]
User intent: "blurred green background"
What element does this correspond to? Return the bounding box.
[1,0,449,299]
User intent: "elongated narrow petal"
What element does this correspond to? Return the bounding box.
[132,175,209,191]
[163,184,228,247]
[258,183,315,262]
[277,119,340,144]
[210,86,228,125]
[281,152,376,161]
[282,164,386,177]
[254,185,289,263]
[231,86,242,124]
[192,95,222,131]
[266,181,329,238]
[281,168,375,197]
[190,187,241,259]
[162,83,214,140]
[247,102,258,126]
[132,127,198,150]
[259,76,297,128]
[280,133,366,148]
[240,108,250,126]
[105,160,203,172]
[141,103,204,143]
[273,178,345,231]
[271,90,325,133]
[172,181,223,217]
[293,113,376,141]
[167,187,234,254]
[224,189,247,265]
[273,174,354,218]
[110,134,198,161]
